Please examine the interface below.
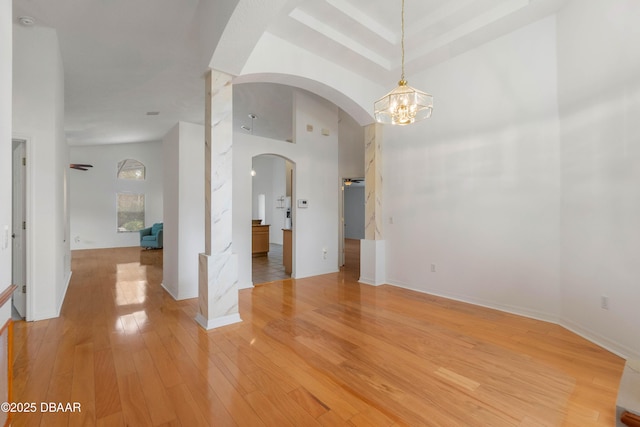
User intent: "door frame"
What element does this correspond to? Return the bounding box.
[11,137,32,320]
[339,176,365,268]
[250,154,296,282]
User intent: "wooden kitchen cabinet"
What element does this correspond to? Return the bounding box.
[252,224,270,257]
[283,228,292,274]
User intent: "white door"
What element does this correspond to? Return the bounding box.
[12,140,27,318]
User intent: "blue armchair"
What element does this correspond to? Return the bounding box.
[140,223,163,249]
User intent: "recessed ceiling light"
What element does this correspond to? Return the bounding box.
[146,111,160,116]
[18,16,35,26]
[248,113,257,119]
[241,125,251,132]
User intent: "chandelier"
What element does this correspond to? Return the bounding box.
[374,0,433,125]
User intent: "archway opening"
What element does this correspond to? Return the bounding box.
[250,154,295,284]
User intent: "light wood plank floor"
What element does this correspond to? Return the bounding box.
[11,246,624,426]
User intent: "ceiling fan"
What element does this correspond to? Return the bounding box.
[70,163,93,171]
[344,178,364,186]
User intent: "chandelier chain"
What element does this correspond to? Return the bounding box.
[401,0,405,82]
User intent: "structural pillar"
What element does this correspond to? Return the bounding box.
[196,69,241,329]
[359,123,386,286]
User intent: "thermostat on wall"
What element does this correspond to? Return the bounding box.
[297,199,309,208]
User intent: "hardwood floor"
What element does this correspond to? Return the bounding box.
[11,246,624,426]
[342,238,360,280]
[252,238,359,285]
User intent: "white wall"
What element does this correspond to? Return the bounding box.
[251,155,286,245]
[384,17,562,322]
[557,0,640,358]
[0,0,12,299]
[162,122,204,300]
[69,141,163,249]
[163,125,180,298]
[339,109,365,179]
[234,90,339,288]
[13,24,70,321]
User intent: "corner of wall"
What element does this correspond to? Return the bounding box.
[54,271,73,319]
[161,282,179,300]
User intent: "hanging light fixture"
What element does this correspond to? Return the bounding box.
[374,0,433,125]
[248,113,257,134]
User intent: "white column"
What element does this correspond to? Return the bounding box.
[196,69,241,329]
[364,123,383,240]
[360,123,386,286]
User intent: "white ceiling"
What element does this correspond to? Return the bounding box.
[12,0,567,145]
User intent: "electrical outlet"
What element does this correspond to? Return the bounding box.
[431,264,436,273]
[601,295,609,310]
[322,248,327,260]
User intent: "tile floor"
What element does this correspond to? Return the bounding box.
[252,243,290,284]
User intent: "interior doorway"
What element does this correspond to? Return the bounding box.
[12,139,27,319]
[340,177,364,275]
[251,154,294,284]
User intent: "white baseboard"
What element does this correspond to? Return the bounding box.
[52,271,73,320]
[31,309,61,322]
[294,269,339,280]
[358,277,385,286]
[195,312,242,330]
[160,282,179,300]
[387,279,559,325]
[560,318,639,360]
[160,282,199,301]
[387,278,638,360]
[238,281,254,290]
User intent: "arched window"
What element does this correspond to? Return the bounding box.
[117,159,145,180]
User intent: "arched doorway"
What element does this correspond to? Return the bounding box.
[231,78,369,289]
[251,154,295,284]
